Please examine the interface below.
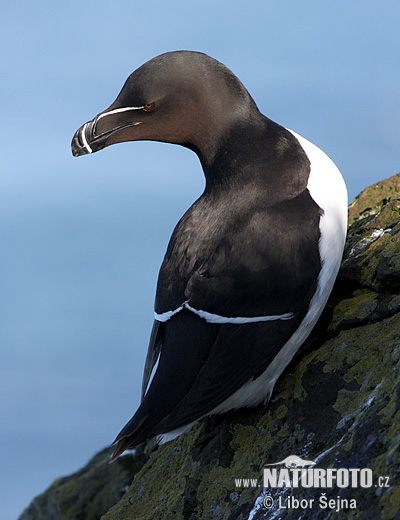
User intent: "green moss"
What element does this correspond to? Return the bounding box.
[348,172,400,227]
[388,294,400,313]
[381,486,400,520]
[328,290,378,333]
[19,447,152,520]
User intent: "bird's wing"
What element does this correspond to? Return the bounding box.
[111,190,323,459]
[111,306,304,459]
[141,320,164,401]
[156,311,306,431]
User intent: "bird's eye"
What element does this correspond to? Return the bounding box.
[143,102,155,112]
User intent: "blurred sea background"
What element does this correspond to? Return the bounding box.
[1,2,399,518]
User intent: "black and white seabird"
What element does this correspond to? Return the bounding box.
[71,51,348,461]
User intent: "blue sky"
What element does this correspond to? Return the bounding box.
[1,2,399,518]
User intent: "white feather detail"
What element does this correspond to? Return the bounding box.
[154,302,293,324]
[154,305,185,322]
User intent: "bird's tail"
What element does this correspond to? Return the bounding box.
[109,413,149,463]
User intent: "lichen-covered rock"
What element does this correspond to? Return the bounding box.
[343,172,400,295]
[18,443,155,520]
[20,173,400,520]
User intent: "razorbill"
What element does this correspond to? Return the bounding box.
[71,51,348,461]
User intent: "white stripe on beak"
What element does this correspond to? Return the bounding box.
[93,106,144,135]
[81,123,93,154]
[96,105,144,121]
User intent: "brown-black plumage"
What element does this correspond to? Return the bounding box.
[71,51,347,461]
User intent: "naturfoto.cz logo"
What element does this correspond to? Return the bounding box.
[234,454,390,512]
[235,455,387,489]
[264,455,373,489]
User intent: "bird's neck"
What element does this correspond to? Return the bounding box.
[199,116,311,205]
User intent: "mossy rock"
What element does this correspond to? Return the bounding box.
[18,443,156,520]
[20,173,400,520]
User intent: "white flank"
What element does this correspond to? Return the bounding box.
[209,130,348,413]
[155,301,293,324]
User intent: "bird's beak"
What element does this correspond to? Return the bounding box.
[71,106,143,157]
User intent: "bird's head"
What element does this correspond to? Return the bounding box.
[71,51,257,165]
